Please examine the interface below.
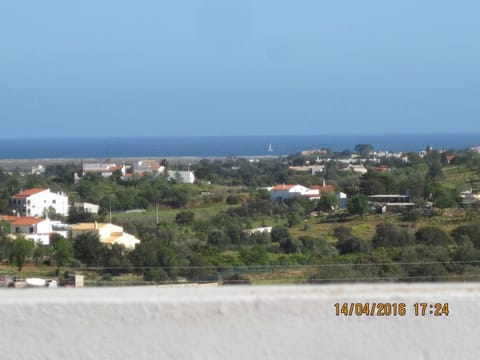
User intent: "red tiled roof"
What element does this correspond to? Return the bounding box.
[0,215,19,222]
[107,166,122,172]
[12,188,48,198]
[310,185,335,193]
[11,217,45,226]
[272,184,296,191]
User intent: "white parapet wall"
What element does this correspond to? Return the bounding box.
[0,283,479,359]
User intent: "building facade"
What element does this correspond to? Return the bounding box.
[11,188,69,217]
[71,222,140,248]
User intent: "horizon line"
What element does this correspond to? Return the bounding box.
[1,132,480,140]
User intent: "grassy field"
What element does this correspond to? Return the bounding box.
[111,203,240,225]
[442,165,480,191]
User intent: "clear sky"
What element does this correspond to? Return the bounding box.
[1,0,479,138]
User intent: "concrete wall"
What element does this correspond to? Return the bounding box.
[0,283,479,359]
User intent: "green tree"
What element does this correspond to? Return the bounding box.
[336,236,371,254]
[373,223,415,248]
[271,226,291,243]
[347,194,369,219]
[451,224,480,248]
[279,236,303,254]
[333,226,352,241]
[239,245,268,265]
[415,226,452,247]
[355,144,374,156]
[10,236,34,271]
[72,232,104,267]
[51,234,74,272]
[404,208,423,226]
[317,192,338,212]
[175,210,195,226]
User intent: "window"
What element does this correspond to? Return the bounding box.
[52,199,56,204]
[29,227,34,234]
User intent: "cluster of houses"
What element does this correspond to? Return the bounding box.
[76,160,195,184]
[266,182,446,215]
[288,153,404,176]
[1,188,140,248]
[2,160,198,250]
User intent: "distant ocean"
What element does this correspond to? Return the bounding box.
[0,134,479,159]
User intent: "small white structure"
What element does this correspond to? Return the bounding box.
[73,202,100,214]
[82,163,126,178]
[71,222,140,248]
[349,164,368,174]
[168,170,195,184]
[244,227,273,235]
[10,188,69,217]
[31,165,45,175]
[337,192,348,209]
[133,160,164,174]
[270,184,320,201]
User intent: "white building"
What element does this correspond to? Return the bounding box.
[73,202,100,214]
[244,227,273,236]
[31,165,45,175]
[0,215,54,245]
[337,192,348,209]
[349,164,368,174]
[71,222,140,248]
[168,170,195,184]
[270,184,320,201]
[133,160,164,174]
[82,163,126,178]
[11,188,69,217]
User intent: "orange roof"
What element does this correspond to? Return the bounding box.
[0,215,19,222]
[310,185,336,193]
[12,188,48,198]
[107,166,122,172]
[12,217,45,226]
[272,184,296,191]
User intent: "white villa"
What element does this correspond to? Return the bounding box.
[10,188,69,217]
[82,163,127,178]
[270,184,320,201]
[0,215,61,245]
[70,222,140,248]
[269,183,347,208]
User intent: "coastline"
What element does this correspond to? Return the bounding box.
[0,155,283,171]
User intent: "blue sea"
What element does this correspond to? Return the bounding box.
[0,134,479,159]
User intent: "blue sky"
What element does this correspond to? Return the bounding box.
[1,0,479,138]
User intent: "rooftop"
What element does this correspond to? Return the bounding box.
[0,215,46,226]
[12,188,48,198]
[272,184,296,191]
